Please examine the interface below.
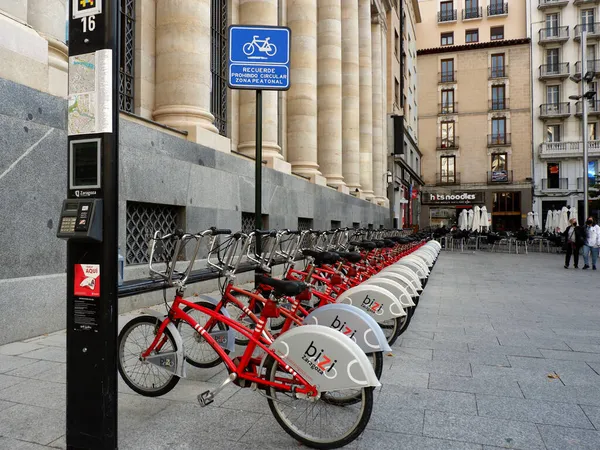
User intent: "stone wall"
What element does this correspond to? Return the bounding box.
[0,77,389,345]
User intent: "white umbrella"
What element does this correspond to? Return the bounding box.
[527,212,535,228]
[569,206,578,223]
[472,205,481,232]
[481,206,490,230]
[558,206,569,233]
[545,210,554,232]
[467,209,474,229]
[534,212,541,230]
[459,210,468,230]
[553,210,561,233]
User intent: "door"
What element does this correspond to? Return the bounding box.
[441,89,454,113]
[546,13,559,37]
[546,48,559,74]
[547,162,560,189]
[440,156,456,184]
[440,121,455,147]
[582,9,595,33]
[441,59,454,82]
[491,53,505,77]
[546,85,560,113]
[491,84,505,110]
[491,118,506,144]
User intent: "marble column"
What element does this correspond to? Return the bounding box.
[371,20,385,204]
[380,23,389,207]
[317,0,345,188]
[238,0,283,163]
[358,0,374,199]
[287,0,322,180]
[153,0,218,138]
[341,0,361,191]
[27,0,68,97]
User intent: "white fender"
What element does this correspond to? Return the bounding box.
[362,277,415,307]
[371,271,419,298]
[269,324,381,392]
[427,240,442,251]
[396,259,428,279]
[413,249,434,266]
[410,252,433,268]
[383,266,422,292]
[303,303,392,353]
[336,285,406,322]
[403,255,430,275]
[183,295,236,352]
[140,309,186,379]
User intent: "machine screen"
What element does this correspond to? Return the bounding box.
[70,140,100,189]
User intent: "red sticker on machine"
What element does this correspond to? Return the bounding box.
[74,264,100,298]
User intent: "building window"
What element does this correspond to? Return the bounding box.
[491,84,506,110]
[440,1,455,21]
[547,163,560,189]
[547,85,560,105]
[441,89,455,113]
[119,0,135,113]
[441,58,454,82]
[440,155,456,184]
[491,118,506,143]
[546,48,559,73]
[491,153,507,171]
[490,26,504,41]
[466,29,479,43]
[464,0,479,19]
[492,192,521,212]
[210,0,228,136]
[546,124,561,142]
[441,32,454,46]
[394,78,400,108]
[582,9,595,33]
[589,122,598,140]
[440,121,455,147]
[491,53,505,77]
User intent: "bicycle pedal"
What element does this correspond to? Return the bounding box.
[197,390,215,407]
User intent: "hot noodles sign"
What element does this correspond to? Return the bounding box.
[422,191,484,205]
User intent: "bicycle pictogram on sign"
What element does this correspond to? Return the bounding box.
[243,35,277,57]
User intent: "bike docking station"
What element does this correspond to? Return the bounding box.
[56,0,120,448]
[227,25,291,265]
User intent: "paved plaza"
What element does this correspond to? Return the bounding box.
[1,251,600,449]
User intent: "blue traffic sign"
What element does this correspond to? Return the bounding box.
[228,25,291,90]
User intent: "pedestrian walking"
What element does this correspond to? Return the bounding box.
[563,218,584,269]
[582,217,600,270]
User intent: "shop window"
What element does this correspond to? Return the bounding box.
[492,192,521,213]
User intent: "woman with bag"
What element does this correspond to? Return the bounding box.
[563,218,584,269]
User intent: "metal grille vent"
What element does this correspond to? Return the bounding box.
[298,217,313,231]
[211,0,228,136]
[331,220,341,230]
[241,213,269,233]
[119,0,135,113]
[353,222,360,229]
[126,202,179,264]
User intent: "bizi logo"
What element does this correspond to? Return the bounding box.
[361,294,384,315]
[302,341,338,379]
[330,315,357,340]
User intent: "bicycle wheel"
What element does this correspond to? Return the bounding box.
[243,42,254,55]
[379,316,403,346]
[118,315,180,397]
[266,43,277,56]
[180,301,229,368]
[264,356,373,449]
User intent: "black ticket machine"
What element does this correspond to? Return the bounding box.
[57,138,103,242]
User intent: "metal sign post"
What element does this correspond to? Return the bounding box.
[58,0,120,448]
[228,25,291,257]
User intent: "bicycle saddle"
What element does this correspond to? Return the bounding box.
[256,275,308,297]
[350,241,377,250]
[334,251,362,263]
[302,250,340,265]
[383,239,396,248]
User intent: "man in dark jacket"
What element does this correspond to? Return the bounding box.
[563,218,585,268]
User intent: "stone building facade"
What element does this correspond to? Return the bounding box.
[416,0,533,231]
[0,0,412,343]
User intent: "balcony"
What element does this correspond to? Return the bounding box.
[462,7,483,20]
[539,140,600,159]
[573,60,600,80]
[436,172,461,186]
[487,170,513,184]
[578,176,600,190]
[489,66,508,79]
[538,26,570,45]
[436,137,459,150]
[438,10,457,23]
[575,100,600,116]
[574,0,600,5]
[488,133,511,147]
[489,98,510,111]
[541,178,568,191]
[439,71,457,84]
[539,103,571,119]
[487,3,508,16]
[539,63,570,80]
[538,0,569,8]
[574,23,600,40]
[438,102,458,114]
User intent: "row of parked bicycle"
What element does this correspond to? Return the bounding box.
[117,227,441,449]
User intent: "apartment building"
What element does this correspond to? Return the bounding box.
[528,0,600,225]
[417,0,533,230]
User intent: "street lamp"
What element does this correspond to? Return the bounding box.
[570,30,595,221]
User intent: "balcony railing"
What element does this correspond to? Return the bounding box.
[487,170,513,184]
[436,137,459,149]
[539,140,600,158]
[539,103,571,118]
[541,178,568,190]
[438,9,457,22]
[539,63,570,79]
[574,59,600,79]
[489,98,510,111]
[488,133,511,146]
[575,100,600,115]
[574,0,600,5]
[439,102,458,114]
[462,7,483,20]
[436,172,461,185]
[538,26,570,43]
[574,22,600,39]
[489,65,508,79]
[538,0,569,7]
[578,176,600,190]
[439,71,457,83]
[487,3,508,16]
